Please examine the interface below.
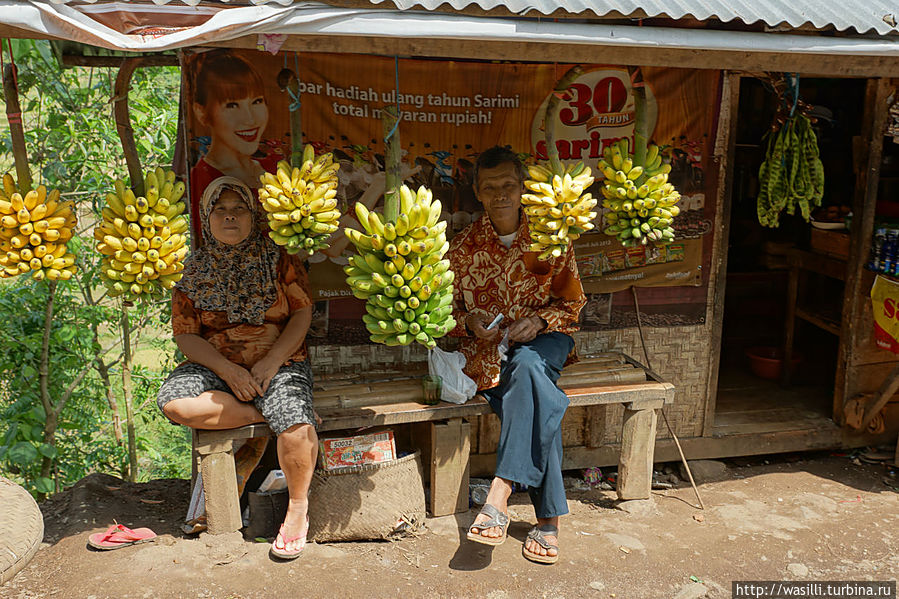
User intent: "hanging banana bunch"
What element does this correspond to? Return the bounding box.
[94,167,189,301]
[344,185,456,348]
[522,161,597,260]
[599,139,680,246]
[757,113,824,227]
[258,144,340,256]
[0,174,77,281]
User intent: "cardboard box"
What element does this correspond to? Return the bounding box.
[319,430,397,471]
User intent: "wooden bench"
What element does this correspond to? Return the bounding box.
[192,352,674,534]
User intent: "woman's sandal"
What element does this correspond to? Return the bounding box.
[522,524,559,564]
[466,503,510,546]
[87,523,157,550]
[270,515,308,560]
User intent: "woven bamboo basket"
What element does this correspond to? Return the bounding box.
[308,450,426,542]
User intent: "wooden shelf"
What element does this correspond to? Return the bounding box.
[795,307,841,337]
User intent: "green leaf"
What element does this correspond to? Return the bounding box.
[38,443,57,458]
[22,365,37,379]
[8,442,38,466]
[34,477,54,494]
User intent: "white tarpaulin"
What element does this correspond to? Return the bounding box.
[4,0,899,57]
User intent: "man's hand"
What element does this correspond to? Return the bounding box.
[251,355,282,395]
[507,316,546,344]
[465,313,502,342]
[218,361,264,403]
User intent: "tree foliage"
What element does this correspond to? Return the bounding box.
[0,39,188,495]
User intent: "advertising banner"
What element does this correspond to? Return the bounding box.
[182,49,720,340]
[871,274,899,354]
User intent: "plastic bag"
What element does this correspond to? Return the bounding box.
[428,347,477,404]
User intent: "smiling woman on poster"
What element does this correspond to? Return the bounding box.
[189,50,278,240]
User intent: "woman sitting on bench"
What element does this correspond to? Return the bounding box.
[156,176,316,560]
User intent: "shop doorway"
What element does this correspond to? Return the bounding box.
[713,76,866,435]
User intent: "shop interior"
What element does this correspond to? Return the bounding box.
[713,76,867,433]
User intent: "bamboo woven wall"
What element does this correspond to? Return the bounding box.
[309,322,713,448]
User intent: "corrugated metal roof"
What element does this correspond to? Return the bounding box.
[44,0,899,36]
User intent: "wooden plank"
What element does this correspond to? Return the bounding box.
[201,450,242,534]
[617,406,658,500]
[702,71,741,437]
[212,35,899,78]
[794,307,842,337]
[429,418,470,517]
[559,369,647,387]
[468,414,480,454]
[563,380,675,405]
[561,406,587,448]
[316,399,493,432]
[477,413,501,455]
[835,77,893,419]
[196,424,271,446]
[585,405,606,448]
[787,249,847,281]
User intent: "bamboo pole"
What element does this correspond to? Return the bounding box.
[277,66,304,168]
[629,66,648,179]
[543,66,584,173]
[3,62,32,192]
[382,105,402,223]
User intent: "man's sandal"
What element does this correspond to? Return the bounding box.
[522,524,559,564]
[466,503,510,546]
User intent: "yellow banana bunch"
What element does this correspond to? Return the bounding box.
[523,160,596,260]
[95,167,188,301]
[259,145,340,256]
[598,139,679,246]
[0,174,77,281]
[343,184,456,348]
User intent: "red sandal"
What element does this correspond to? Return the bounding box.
[270,516,308,560]
[88,523,157,551]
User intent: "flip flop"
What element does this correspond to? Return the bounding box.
[87,523,157,551]
[522,524,559,564]
[466,503,510,546]
[270,516,308,560]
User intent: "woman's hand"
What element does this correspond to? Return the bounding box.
[217,361,264,403]
[465,313,502,342]
[251,355,282,395]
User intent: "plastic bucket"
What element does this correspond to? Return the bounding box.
[745,346,802,380]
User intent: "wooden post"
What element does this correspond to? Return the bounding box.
[120,303,138,482]
[113,57,145,197]
[3,63,32,192]
[617,402,659,501]
[197,439,242,534]
[429,418,470,516]
[835,77,892,419]
[701,72,741,437]
[381,105,402,223]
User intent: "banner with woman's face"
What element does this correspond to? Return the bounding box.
[182,49,722,342]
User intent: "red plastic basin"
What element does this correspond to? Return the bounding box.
[745,346,802,380]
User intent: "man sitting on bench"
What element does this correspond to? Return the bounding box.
[448,146,586,565]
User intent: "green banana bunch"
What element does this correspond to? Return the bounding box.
[599,138,680,246]
[259,144,341,255]
[757,113,824,228]
[94,167,189,301]
[344,184,457,348]
[522,160,596,260]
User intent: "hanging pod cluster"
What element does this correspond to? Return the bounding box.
[0,175,77,281]
[600,139,680,246]
[95,168,189,301]
[344,185,456,348]
[522,161,597,260]
[757,113,824,227]
[259,145,341,255]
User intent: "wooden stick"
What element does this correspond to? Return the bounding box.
[632,286,704,510]
[2,63,32,192]
[113,57,145,197]
[121,303,138,482]
[382,104,401,223]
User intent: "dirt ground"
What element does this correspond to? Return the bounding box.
[2,450,898,599]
